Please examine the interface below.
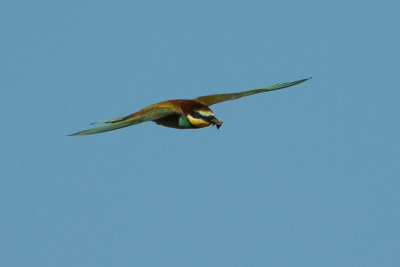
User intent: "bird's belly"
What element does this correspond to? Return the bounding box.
[153,114,195,129]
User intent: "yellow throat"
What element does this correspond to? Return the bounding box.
[186,113,212,128]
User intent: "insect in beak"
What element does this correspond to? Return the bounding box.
[209,116,223,129]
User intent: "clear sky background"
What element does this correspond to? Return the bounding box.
[1,0,399,266]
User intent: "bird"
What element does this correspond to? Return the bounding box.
[69,77,311,136]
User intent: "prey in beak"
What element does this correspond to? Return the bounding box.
[209,116,223,129]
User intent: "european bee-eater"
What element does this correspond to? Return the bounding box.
[69,77,310,136]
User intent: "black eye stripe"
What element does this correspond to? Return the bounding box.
[189,111,217,124]
[189,111,204,119]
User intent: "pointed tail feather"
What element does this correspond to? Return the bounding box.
[90,115,128,125]
[68,119,139,136]
[68,106,180,136]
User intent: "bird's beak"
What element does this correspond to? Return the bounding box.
[209,116,223,129]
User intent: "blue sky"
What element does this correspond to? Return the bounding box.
[1,0,399,266]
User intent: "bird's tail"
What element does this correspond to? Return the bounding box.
[68,119,138,136]
[68,115,131,136]
[90,115,128,125]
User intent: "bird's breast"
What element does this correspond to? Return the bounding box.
[153,114,195,129]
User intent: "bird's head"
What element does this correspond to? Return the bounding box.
[187,107,223,129]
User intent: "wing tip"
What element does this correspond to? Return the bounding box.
[299,76,312,83]
[67,129,97,136]
[67,131,85,136]
[292,77,311,86]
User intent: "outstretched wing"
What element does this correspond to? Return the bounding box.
[69,105,181,136]
[193,78,311,106]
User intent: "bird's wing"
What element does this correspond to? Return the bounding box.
[69,105,181,136]
[193,78,311,106]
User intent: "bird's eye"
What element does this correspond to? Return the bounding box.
[190,111,203,119]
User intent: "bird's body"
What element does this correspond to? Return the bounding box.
[69,78,310,136]
[123,99,217,129]
[152,100,212,129]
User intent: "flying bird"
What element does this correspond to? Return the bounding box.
[69,77,310,136]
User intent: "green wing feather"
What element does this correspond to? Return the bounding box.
[69,106,179,136]
[194,77,311,106]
